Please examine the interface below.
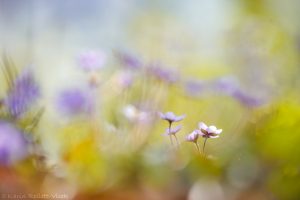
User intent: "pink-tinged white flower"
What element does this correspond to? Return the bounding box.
[165,125,182,136]
[186,130,199,143]
[198,122,222,138]
[77,50,107,72]
[159,112,185,124]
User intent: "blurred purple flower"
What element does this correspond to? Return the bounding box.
[56,88,94,116]
[159,112,185,124]
[116,51,142,70]
[212,76,264,107]
[4,69,40,118]
[77,50,107,72]
[0,121,28,165]
[198,122,222,139]
[212,76,239,95]
[148,63,179,84]
[184,79,205,96]
[232,90,264,107]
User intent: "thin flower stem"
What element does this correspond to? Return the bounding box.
[169,135,173,145]
[168,122,173,146]
[195,142,200,153]
[174,134,179,148]
[203,138,208,154]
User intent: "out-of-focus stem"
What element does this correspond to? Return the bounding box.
[174,134,179,148]
[203,138,208,154]
[168,122,173,146]
[195,142,200,153]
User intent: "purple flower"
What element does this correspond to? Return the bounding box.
[232,90,263,107]
[0,121,28,165]
[198,122,222,139]
[148,63,179,84]
[56,88,94,116]
[159,112,185,124]
[77,50,107,72]
[212,76,239,95]
[165,125,182,136]
[4,68,40,118]
[186,130,199,143]
[184,79,205,97]
[116,51,142,70]
[211,76,264,107]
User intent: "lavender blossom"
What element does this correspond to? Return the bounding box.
[56,88,94,116]
[160,111,185,147]
[77,50,107,72]
[212,76,239,95]
[212,76,264,107]
[0,121,28,165]
[184,79,205,97]
[116,51,142,70]
[4,68,40,118]
[159,112,185,124]
[232,90,263,107]
[165,125,182,136]
[148,63,179,84]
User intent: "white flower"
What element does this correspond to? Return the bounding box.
[198,122,222,138]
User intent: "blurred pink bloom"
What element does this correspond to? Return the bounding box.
[186,130,199,143]
[78,50,107,71]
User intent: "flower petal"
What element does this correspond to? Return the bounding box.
[207,126,217,133]
[198,122,208,130]
[174,114,186,122]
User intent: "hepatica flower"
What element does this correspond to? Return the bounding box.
[165,125,182,136]
[186,130,199,143]
[186,130,200,152]
[0,121,28,165]
[186,122,222,154]
[56,88,94,116]
[198,122,222,139]
[160,111,185,147]
[77,50,107,72]
[159,112,185,124]
[4,68,40,118]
